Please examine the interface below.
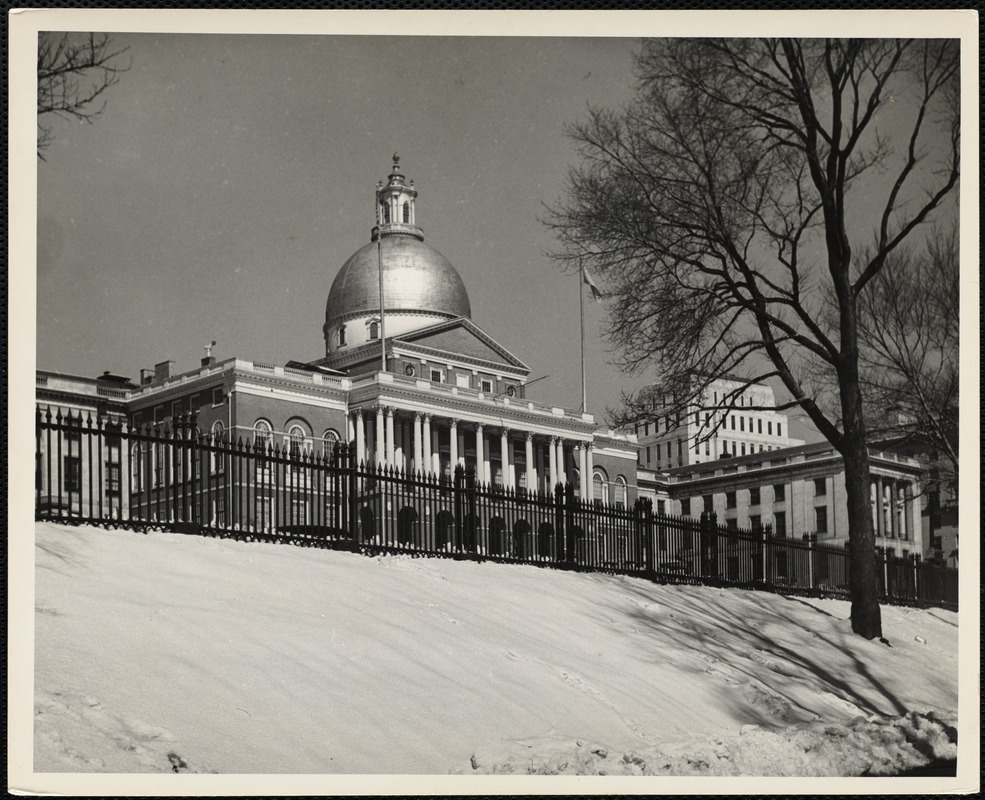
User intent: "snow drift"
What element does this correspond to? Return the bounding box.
[33,522,958,775]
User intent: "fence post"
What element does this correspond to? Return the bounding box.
[347,444,360,546]
[565,482,577,565]
[883,547,891,600]
[554,482,567,564]
[754,523,766,585]
[806,533,815,589]
[638,496,654,574]
[453,464,464,552]
[465,464,477,553]
[912,553,921,603]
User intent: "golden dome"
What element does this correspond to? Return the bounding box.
[325,233,472,330]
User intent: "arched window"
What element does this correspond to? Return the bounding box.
[381,201,390,223]
[402,201,410,223]
[614,476,628,509]
[210,421,225,474]
[288,424,307,461]
[253,419,272,450]
[593,471,606,503]
[368,320,380,340]
[338,325,347,347]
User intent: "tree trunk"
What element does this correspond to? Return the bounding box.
[840,380,883,639]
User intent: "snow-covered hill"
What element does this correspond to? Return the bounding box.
[33,522,958,776]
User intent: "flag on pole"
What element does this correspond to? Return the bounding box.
[581,264,604,301]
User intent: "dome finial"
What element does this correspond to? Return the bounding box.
[392,152,400,170]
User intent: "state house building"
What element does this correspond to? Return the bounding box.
[37,156,640,510]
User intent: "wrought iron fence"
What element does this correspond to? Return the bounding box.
[35,408,959,610]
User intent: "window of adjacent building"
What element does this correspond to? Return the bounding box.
[210,421,225,473]
[774,511,787,537]
[154,406,164,424]
[730,415,735,430]
[64,455,81,493]
[777,423,783,437]
[767,420,773,435]
[677,439,683,460]
[703,494,713,514]
[430,369,443,383]
[740,443,746,456]
[815,506,828,534]
[757,419,762,434]
[814,477,826,497]
[171,400,183,419]
[105,462,121,498]
[212,387,224,407]
[773,483,785,501]
[750,514,761,531]
[740,417,745,432]
[726,491,736,509]
[749,487,760,506]
[726,518,738,531]
[368,320,380,340]
[154,443,166,487]
[288,424,307,466]
[705,439,710,456]
[481,379,493,393]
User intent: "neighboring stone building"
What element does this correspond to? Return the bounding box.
[632,376,804,471]
[642,441,926,558]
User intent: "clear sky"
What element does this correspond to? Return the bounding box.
[37,32,655,427]
[36,29,959,443]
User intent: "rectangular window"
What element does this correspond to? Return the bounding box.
[768,421,773,435]
[750,514,761,531]
[645,422,650,436]
[431,369,443,383]
[657,500,666,516]
[216,492,226,527]
[740,417,745,432]
[64,456,81,492]
[255,496,272,531]
[171,400,183,419]
[726,518,738,531]
[773,483,785,501]
[814,477,827,497]
[705,439,710,456]
[480,379,493,393]
[757,419,762,434]
[730,415,735,430]
[154,406,164,424]
[703,494,713,513]
[777,423,783,437]
[815,506,828,534]
[726,491,736,509]
[677,439,683,460]
[749,487,760,506]
[774,511,787,537]
[291,498,307,525]
[740,443,746,456]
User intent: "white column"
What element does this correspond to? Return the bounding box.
[549,436,558,489]
[355,410,366,464]
[431,426,441,475]
[375,406,385,466]
[475,424,485,483]
[449,419,459,471]
[422,413,432,475]
[577,443,588,498]
[501,428,512,488]
[346,413,355,445]
[119,420,131,521]
[385,408,396,466]
[556,438,566,485]
[413,413,423,473]
[525,433,535,492]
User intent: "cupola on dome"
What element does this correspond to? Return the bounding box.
[324,155,471,354]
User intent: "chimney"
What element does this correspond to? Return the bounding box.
[140,368,154,386]
[201,355,216,367]
[154,360,176,383]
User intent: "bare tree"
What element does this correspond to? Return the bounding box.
[545,38,959,639]
[37,32,130,157]
[857,226,959,492]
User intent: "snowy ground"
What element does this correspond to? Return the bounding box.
[32,521,959,778]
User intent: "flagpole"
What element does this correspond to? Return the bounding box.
[377,185,387,374]
[580,259,587,414]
